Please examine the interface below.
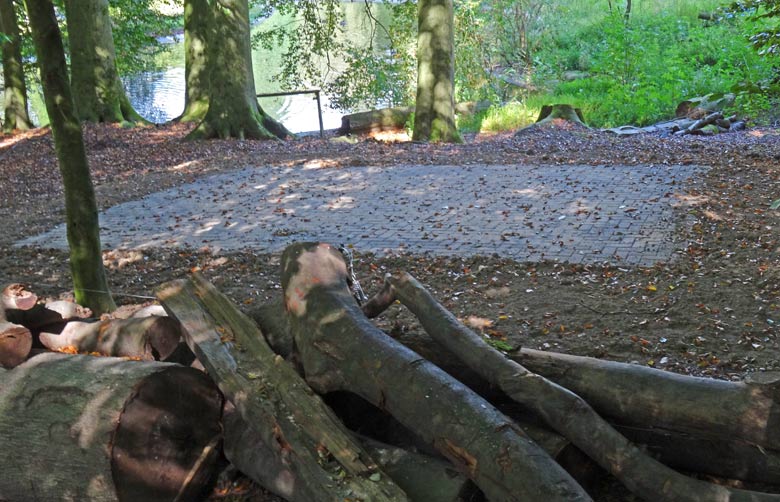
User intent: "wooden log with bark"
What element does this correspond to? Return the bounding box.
[38,316,182,360]
[0,352,223,501]
[5,299,92,331]
[279,242,591,501]
[377,271,780,501]
[157,275,409,502]
[339,102,490,135]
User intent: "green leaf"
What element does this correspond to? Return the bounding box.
[770,198,780,210]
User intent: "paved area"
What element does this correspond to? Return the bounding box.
[18,163,703,265]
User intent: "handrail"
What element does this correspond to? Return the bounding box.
[256,89,324,138]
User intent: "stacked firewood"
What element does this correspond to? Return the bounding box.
[1,244,780,502]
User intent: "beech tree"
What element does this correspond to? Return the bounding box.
[25,0,117,315]
[179,0,209,123]
[412,0,461,143]
[188,0,289,139]
[0,0,32,132]
[62,0,145,124]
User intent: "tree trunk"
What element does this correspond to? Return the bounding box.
[509,348,780,452]
[187,0,289,140]
[157,275,409,502]
[38,316,182,360]
[0,0,32,132]
[63,0,145,123]
[25,0,117,315]
[385,272,780,502]
[179,0,210,122]
[412,0,461,143]
[0,352,223,501]
[280,242,590,501]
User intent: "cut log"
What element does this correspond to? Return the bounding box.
[0,320,32,368]
[39,316,182,360]
[280,242,591,501]
[5,299,92,331]
[339,102,490,135]
[0,352,223,502]
[384,271,780,501]
[1,283,37,311]
[158,276,409,502]
[339,106,413,135]
[508,348,780,453]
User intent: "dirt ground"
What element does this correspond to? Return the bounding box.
[1,121,779,500]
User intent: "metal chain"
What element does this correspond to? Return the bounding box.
[338,244,368,305]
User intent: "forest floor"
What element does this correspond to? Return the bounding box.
[1,121,779,500]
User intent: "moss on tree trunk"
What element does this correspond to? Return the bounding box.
[412,0,461,143]
[179,0,210,123]
[188,0,289,140]
[0,0,32,132]
[63,0,145,124]
[26,0,117,315]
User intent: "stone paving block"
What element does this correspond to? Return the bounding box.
[17,163,703,267]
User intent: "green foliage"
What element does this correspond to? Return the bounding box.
[722,0,780,56]
[109,0,182,74]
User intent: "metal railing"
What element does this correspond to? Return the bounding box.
[256,89,324,138]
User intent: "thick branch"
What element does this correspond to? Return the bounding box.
[388,272,780,502]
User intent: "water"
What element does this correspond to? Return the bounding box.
[122,3,390,133]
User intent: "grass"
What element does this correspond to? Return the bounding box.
[455,0,777,132]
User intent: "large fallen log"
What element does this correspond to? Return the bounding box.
[158,276,408,502]
[280,242,591,501]
[339,102,490,135]
[0,352,223,501]
[365,294,780,485]
[0,306,32,369]
[383,271,780,501]
[38,316,182,360]
[508,348,780,453]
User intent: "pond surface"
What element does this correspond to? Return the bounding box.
[122,3,390,133]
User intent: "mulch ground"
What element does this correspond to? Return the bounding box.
[1,121,779,500]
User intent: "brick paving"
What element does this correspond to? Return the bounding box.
[18,163,703,266]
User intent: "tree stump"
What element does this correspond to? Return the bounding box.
[0,353,223,501]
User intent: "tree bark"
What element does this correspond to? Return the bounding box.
[0,352,223,501]
[0,0,32,132]
[157,275,409,502]
[385,271,780,502]
[508,348,780,452]
[63,0,145,123]
[25,0,117,315]
[280,242,590,501]
[187,0,289,140]
[38,316,182,360]
[412,0,462,143]
[5,299,92,331]
[179,0,210,122]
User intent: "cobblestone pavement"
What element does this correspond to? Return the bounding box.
[19,163,703,266]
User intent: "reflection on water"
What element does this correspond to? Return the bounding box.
[122,67,344,133]
[121,3,390,133]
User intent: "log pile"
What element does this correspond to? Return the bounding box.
[3,245,780,500]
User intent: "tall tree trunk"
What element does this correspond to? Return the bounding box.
[188,0,289,140]
[179,0,210,122]
[412,0,461,143]
[25,0,117,315]
[63,0,145,124]
[0,0,32,132]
